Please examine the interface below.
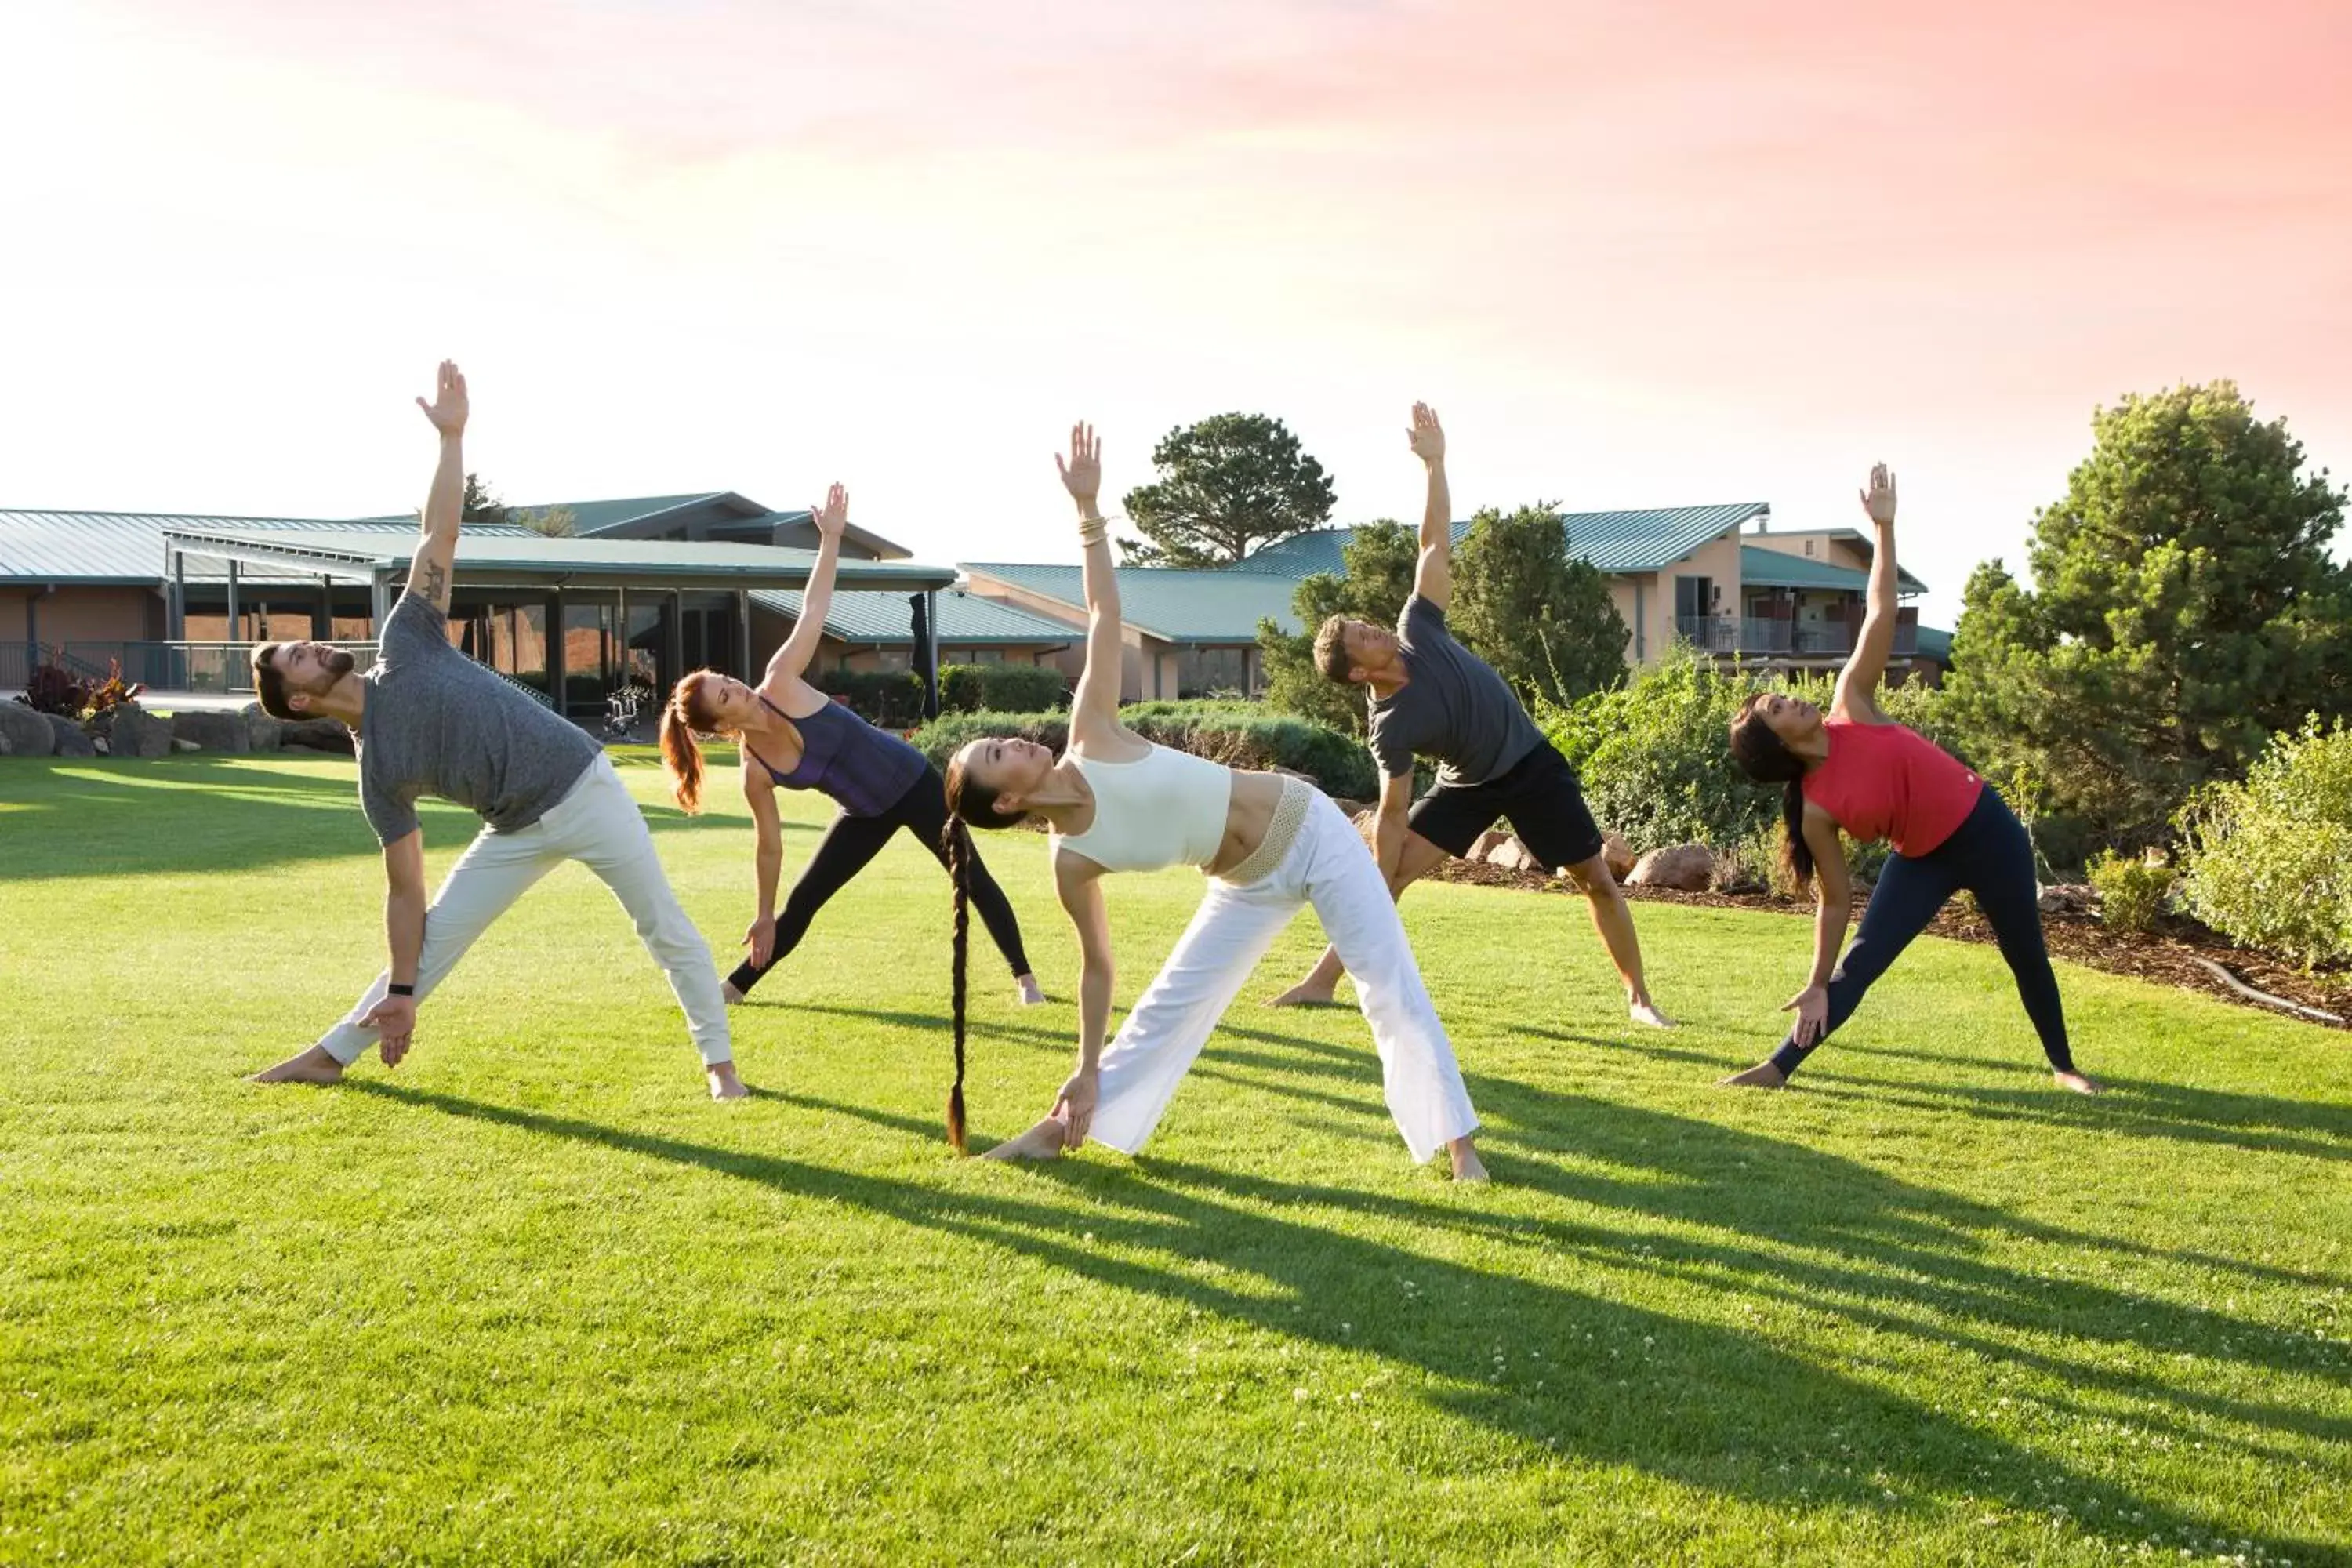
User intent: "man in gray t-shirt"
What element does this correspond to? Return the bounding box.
[1269,403,1671,1029]
[246,361,737,1097]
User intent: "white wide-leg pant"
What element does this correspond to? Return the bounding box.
[1088,792,1479,1163]
[316,756,731,1067]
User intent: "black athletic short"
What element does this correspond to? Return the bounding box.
[1404,739,1604,872]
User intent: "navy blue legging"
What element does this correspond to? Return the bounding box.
[1771,785,2074,1078]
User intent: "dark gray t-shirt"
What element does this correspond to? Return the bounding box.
[1366,594,1544,787]
[355,592,601,845]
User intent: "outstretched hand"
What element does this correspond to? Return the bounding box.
[810,483,848,542]
[416,360,468,439]
[1055,422,1102,508]
[1858,463,1896,527]
[1407,401,1445,466]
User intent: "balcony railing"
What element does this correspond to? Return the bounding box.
[1673,618,1915,657]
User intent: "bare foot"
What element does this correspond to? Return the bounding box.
[1014,974,1047,1006]
[2054,1069,2103,1096]
[982,1117,1070,1162]
[250,1047,345,1086]
[1268,981,1339,1008]
[721,981,746,1005]
[1629,998,1676,1029]
[1718,1062,1788,1089]
[708,1063,749,1101]
[1449,1136,1489,1183]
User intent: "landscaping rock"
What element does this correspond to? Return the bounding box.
[1628,844,1715,891]
[2038,883,2096,916]
[0,701,58,757]
[1486,835,1543,873]
[170,737,201,753]
[171,710,250,753]
[1601,831,1637,880]
[109,703,175,758]
[1331,798,1371,819]
[240,702,285,753]
[45,714,96,757]
[1468,828,1512,863]
[278,718,355,756]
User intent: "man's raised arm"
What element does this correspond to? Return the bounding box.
[1407,402,1452,611]
[408,360,470,613]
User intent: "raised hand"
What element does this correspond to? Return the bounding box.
[415,359,469,439]
[1858,463,1896,527]
[1055,422,1102,508]
[810,483,848,542]
[1407,401,1446,466]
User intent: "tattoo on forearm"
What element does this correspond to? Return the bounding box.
[423,561,447,606]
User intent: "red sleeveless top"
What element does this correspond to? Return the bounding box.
[1802,717,1983,858]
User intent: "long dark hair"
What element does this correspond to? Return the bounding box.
[1729,695,1816,888]
[940,752,1023,1155]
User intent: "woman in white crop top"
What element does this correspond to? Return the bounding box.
[940,423,1485,1180]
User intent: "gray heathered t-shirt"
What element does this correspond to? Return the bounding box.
[354,592,601,845]
[1366,594,1544,787]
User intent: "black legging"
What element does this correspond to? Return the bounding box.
[728,764,1032,995]
[1771,784,2074,1078]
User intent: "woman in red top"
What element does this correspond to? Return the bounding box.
[1723,464,2098,1094]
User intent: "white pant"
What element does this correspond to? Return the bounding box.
[317,756,731,1067]
[1089,792,1479,1163]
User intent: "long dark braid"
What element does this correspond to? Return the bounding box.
[1729,695,1816,888]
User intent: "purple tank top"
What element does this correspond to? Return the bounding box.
[743,694,928,818]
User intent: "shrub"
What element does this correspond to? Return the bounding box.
[2086,850,2171,935]
[939,663,1069,714]
[2177,717,2352,967]
[18,656,97,717]
[910,704,1378,800]
[817,670,927,729]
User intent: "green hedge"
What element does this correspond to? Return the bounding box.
[815,670,927,729]
[2178,717,2352,967]
[941,663,1069,714]
[910,703,1378,800]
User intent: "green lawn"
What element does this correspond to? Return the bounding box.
[2,753,2347,1566]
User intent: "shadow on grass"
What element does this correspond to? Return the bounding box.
[1,753,769,879]
[351,1077,2343,1562]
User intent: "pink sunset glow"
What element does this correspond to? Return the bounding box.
[2,0,2345,623]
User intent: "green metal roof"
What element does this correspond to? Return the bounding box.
[1915,625,1953,662]
[751,586,1077,648]
[158,525,960,592]
[1740,545,1929,595]
[1241,502,1773,579]
[0,509,529,585]
[962,563,1305,643]
[350,492,743,533]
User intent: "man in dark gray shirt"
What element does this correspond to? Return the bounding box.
[1270,403,1671,1029]
[246,362,739,1097]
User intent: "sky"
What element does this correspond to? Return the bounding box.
[3,0,2347,628]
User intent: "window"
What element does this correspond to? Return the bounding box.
[1675,575,1714,621]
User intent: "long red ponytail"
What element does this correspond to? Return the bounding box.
[661,672,720,814]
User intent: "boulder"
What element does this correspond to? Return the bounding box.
[1601,831,1637,881]
[239,702,285,753]
[1468,828,1512,863]
[2038,883,2096,916]
[45,714,96,757]
[1627,844,1715,891]
[1331,798,1371,820]
[171,710,251,753]
[278,718,355,756]
[0,702,56,757]
[109,703,175,759]
[1486,835,1544,874]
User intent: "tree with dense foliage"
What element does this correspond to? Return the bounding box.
[1946,381,2352,844]
[1121,412,1337,567]
[1451,503,1629,706]
[460,473,510,524]
[1257,520,1416,735]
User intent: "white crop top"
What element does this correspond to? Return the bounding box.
[1052,743,1233,873]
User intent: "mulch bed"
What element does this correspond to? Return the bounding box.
[1422,857,2351,1029]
